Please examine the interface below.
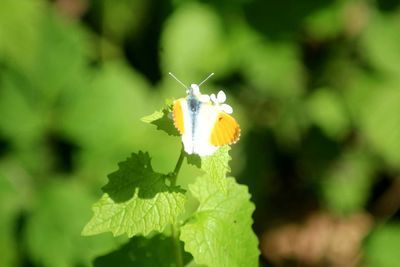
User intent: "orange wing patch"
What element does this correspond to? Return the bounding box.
[210,112,240,146]
[172,100,185,134]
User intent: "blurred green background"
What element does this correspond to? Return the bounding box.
[1,0,400,266]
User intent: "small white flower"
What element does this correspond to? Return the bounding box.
[199,94,210,102]
[210,90,233,114]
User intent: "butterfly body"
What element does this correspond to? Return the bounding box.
[172,84,240,156]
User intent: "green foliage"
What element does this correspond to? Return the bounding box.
[0,174,20,267]
[141,106,180,136]
[25,181,119,267]
[0,0,43,72]
[161,3,230,82]
[181,150,259,267]
[365,224,400,267]
[304,2,344,39]
[201,146,231,192]
[320,149,376,213]
[93,234,192,267]
[236,27,304,98]
[1,0,400,266]
[83,116,259,266]
[359,86,400,166]
[361,13,400,75]
[82,152,186,237]
[307,88,350,140]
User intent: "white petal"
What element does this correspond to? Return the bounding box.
[199,94,210,102]
[217,90,226,103]
[221,104,233,114]
[210,93,217,103]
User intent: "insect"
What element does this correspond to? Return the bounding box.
[169,73,240,156]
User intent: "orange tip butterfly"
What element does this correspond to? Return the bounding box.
[169,72,240,156]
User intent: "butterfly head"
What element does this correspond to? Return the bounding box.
[187,84,210,102]
[187,84,200,96]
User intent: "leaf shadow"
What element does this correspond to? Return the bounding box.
[186,153,201,168]
[102,151,184,203]
[151,109,180,136]
[93,234,192,267]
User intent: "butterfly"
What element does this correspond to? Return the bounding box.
[169,73,240,156]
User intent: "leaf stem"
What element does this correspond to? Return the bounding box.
[171,147,185,267]
[171,223,184,267]
[171,147,185,186]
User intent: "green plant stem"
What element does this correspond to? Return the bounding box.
[171,148,185,267]
[171,223,184,267]
[171,148,185,186]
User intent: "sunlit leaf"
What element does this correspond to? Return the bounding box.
[141,110,164,123]
[83,152,186,237]
[180,174,259,267]
[141,106,180,136]
[201,146,231,192]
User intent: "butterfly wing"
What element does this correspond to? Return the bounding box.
[209,112,240,146]
[173,98,195,154]
[191,103,219,156]
[172,99,185,134]
[173,97,240,156]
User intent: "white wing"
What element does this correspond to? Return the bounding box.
[192,102,219,156]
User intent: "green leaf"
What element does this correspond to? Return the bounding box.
[82,152,186,237]
[307,88,350,140]
[161,2,230,83]
[93,234,192,267]
[0,174,21,267]
[0,0,43,72]
[365,223,400,267]
[59,62,151,150]
[304,2,344,39]
[233,23,304,98]
[180,173,259,266]
[141,110,164,123]
[186,153,201,168]
[25,181,119,267]
[243,39,303,98]
[359,85,400,166]
[321,149,376,213]
[57,61,162,180]
[0,70,44,147]
[101,0,147,43]
[361,13,400,76]
[201,146,231,192]
[141,106,180,136]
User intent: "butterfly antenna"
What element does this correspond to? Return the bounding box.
[198,73,214,86]
[168,72,187,89]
